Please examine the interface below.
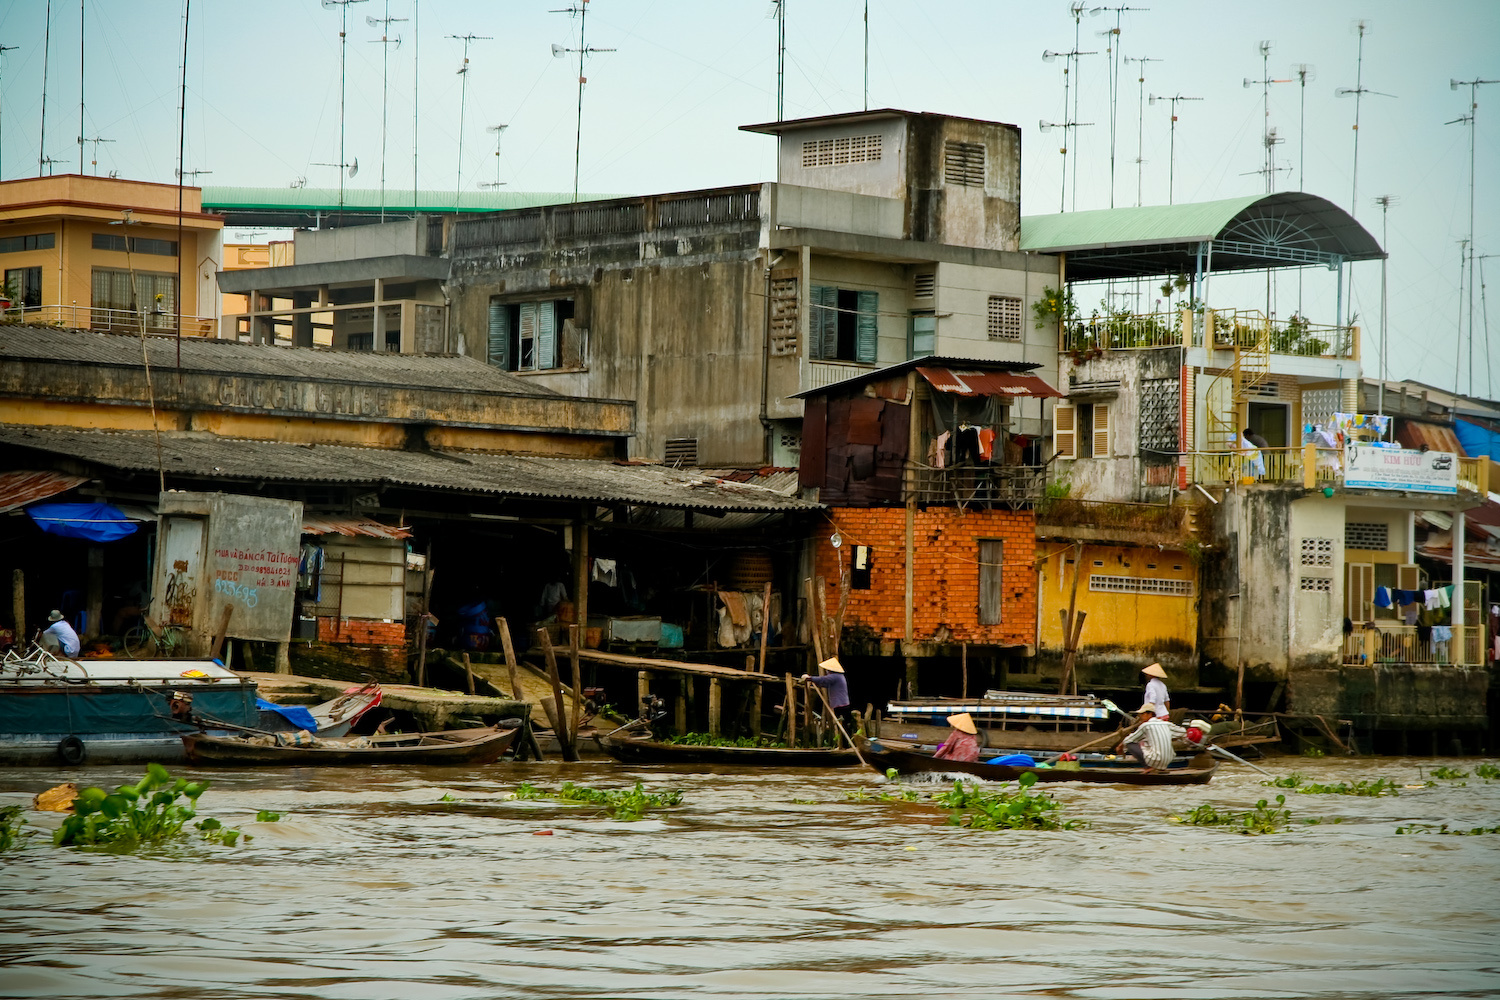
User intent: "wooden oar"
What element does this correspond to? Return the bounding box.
[1041,726,1128,763]
[804,682,870,769]
[1204,742,1272,776]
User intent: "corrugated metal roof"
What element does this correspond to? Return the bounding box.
[0,426,822,515]
[1022,195,1266,251]
[200,187,622,214]
[791,356,1042,399]
[0,470,89,515]
[1396,420,1465,457]
[2,325,563,399]
[916,367,1063,398]
[301,516,414,539]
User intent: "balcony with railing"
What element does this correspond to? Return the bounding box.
[1342,623,1488,669]
[1058,306,1358,361]
[1187,446,1491,495]
[2,302,216,338]
[908,462,1046,509]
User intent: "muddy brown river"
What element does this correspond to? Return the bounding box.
[2,755,1498,999]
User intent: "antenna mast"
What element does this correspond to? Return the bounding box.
[175,0,190,366]
[1336,21,1394,218]
[368,3,407,223]
[1090,5,1146,209]
[1042,33,1097,212]
[323,0,369,219]
[0,42,18,180]
[1373,194,1395,415]
[1124,53,1160,207]
[552,1,615,203]
[447,32,491,213]
[77,0,84,179]
[413,0,419,216]
[1447,77,1498,398]
[863,0,868,111]
[481,124,508,188]
[1148,92,1200,204]
[40,0,52,175]
[775,0,785,120]
[1243,42,1291,193]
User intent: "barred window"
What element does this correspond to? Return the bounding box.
[1299,577,1333,592]
[801,134,883,168]
[986,295,1022,342]
[1089,574,1194,596]
[1345,522,1389,551]
[1301,537,1335,566]
[1138,377,1181,455]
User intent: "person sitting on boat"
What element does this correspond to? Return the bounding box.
[1141,663,1170,719]
[38,610,80,658]
[1117,703,1184,772]
[932,712,981,762]
[800,658,852,726]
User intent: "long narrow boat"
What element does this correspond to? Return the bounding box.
[859,739,1218,786]
[257,682,383,737]
[596,733,859,767]
[182,725,517,767]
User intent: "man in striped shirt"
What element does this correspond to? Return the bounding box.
[1118,703,1184,772]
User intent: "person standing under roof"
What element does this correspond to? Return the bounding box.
[39,610,80,658]
[1141,663,1170,719]
[932,712,982,762]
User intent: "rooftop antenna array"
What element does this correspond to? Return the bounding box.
[480,124,508,189]
[1291,63,1315,190]
[0,41,21,179]
[1336,21,1394,219]
[552,1,616,204]
[39,0,52,176]
[1124,53,1160,207]
[766,1,786,120]
[412,0,419,219]
[1243,41,1291,193]
[1090,5,1147,208]
[863,0,869,111]
[1042,14,1098,214]
[368,4,408,222]
[1147,92,1200,204]
[1448,76,1499,397]
[321,0,369,219]
[448,32,492,212]
[1373,194,1397,415]
[77,0,84,184]
[84,134,112,175]
[174,168,212,182]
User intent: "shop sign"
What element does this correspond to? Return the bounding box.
[1344,446,1458,494]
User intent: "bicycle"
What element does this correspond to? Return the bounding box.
[123,616,188,659]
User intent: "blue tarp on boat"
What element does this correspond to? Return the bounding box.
[255,698,318,733]
[26,502,139,542]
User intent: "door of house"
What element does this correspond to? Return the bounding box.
[1248,401,1289,448]
[157,517,205,627]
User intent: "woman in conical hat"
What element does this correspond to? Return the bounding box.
[1141,663,1170,719]
[932,712,981,762]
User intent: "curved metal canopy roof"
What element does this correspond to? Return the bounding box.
[1020,192,1385,281]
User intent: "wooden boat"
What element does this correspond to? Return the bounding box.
[182,725,518,767]
[858,739,1218,786]
[257,682,383,737]
[596,733,859,767]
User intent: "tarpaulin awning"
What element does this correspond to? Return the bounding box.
[255,698,318,733]
[1456,418,1500,459]
[26,502,139,542]
[916,367,1064,398]
[0,470,88,515]
[301,516,414,539]
[1396,421,1465,456]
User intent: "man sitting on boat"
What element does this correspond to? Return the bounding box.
[39,611,80,658]
[1117,703,1184,772]
[932,712,981,763]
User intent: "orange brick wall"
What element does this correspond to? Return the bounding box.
[317,616,406,648]
[812,507,1036,646]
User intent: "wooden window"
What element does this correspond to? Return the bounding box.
[1344,562,1374,620]
[978,539,1003,625]
[487,298,509,370]
[1054,403,1076,459]
[1092,402,1111,458]
[488,299,568,371]
[986,295,1022,342]
[1397,563,1421,593]
[809,284,878,362]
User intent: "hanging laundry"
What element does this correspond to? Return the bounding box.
[298,543,325,601]
[932,430,950,469]
[977,428,996,461]
[1373,586,1392,609]
[953,425,982,464]
[1401,603,1420,626]
[1438,585,1452,609]
[1424,589,1442,610]
[591,558,619,587]
[1416,623,1433,644]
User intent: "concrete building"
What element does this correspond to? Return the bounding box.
[445,110,1060,468]
[0,174,223,336]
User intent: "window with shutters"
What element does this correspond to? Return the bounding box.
[485,298,573,371]
[986,295,1022,342]
[1054,403,1077,460]
[1344,562,1374,620]
[943,140,985,187]
[808,284,878,363]
[978,539,1004,625]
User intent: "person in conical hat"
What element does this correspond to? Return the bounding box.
[800,657,852,728]
[932,712,981,762]
[1141,663,1170,719]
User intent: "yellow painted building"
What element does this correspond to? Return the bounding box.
[1036,541,1199,676]
[0,174,223,336]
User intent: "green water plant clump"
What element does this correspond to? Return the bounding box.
[1429,766,1468,780]
[1396,822,1500,836]
[1171,795,1294,835]
[1475,763,1500,780]
[1264,774,1401,797]
[933,772,1082,832]
[54,763,248,849]
[0,805,29,851]
[667,733,789,749]
[509,781,683,821]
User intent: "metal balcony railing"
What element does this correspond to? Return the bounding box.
[1186,446,1490,495]
[2,303,216,337]
[908,462,1046,508]
[1059,310,1185,353]
[1341,623,1487,668]
[1204,308,1358,360]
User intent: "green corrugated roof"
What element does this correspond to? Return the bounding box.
[200,186,626,214]
[1020,195,1266,252]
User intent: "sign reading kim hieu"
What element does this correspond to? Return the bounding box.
[1344,445,1459,494]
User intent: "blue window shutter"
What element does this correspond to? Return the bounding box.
[538,301,557,369]
[856,290,879,362]
[810,284,835,360]
[487,299,509,369]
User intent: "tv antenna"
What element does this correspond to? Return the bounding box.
[1042,40,1098,212]
[1148,93,1201,204]
[77,0,85,183]
[39,155,68,175]
[1291,64,1315,190]
[84,134,113,175]
[1243,41,1291,193]
[289,175,307,188]
[0,42,17,180]
[1089,5,1147,209]
[234,229,269,242]
[1124,54,1161,206]
[174,167,212,182]
[1039,118,1093,213]
[1335,21,1395,219]
[480,124,508,189]
[368,4,407,222]
[321,0,369,218]
[1478,253,1497,399]
[39,0,52,177]
[313,158,359,188]
[1446,75,1497,397]
[447,32,492,213]
[553,2,616,203]
[766,1,785,121]
[1372,194,1396,414]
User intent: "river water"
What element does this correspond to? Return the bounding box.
[2,754,1498,1000]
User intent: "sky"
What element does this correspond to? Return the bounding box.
[0,0,1497,399]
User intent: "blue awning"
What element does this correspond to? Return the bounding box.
[26,502,139,542]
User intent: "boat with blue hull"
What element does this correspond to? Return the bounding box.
[0,650,259,765]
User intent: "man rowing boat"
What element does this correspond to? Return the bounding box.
[1117,703,1184,772]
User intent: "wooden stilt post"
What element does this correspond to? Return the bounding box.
[568,624,582,743]
[637,670,650,720]
[961,641,968,699]
[784,673,797,748]
[209,604,233,662]
[756,580,772,673]
[708,677,722,737]
[536,628,578,762]
[746,655,760,738]
[11,568,24,641]
[497,617,524,700]
[462,651,476,696]
[674,675,687,735]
